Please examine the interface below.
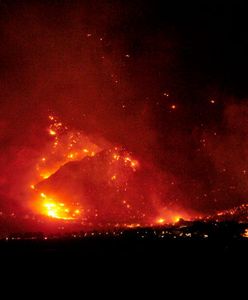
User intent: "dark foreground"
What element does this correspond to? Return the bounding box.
[1,236,248,260]
[1,224,246,292]
[1,221,248,269]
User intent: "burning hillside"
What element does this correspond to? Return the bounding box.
[26,115,188,227]
[34,147,147,223]
[34,145,189,225]
[206,204,248,223]
[2,1,248,236]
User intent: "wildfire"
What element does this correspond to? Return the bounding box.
[35,115,100,177]
[156,216,180,225]
[155,210,186,225]
[125,223,141,228]
[32,115,100,220]
[40,172,53,179]
[111,152,139,172]
[30,115,188,226]
[39,192,82,220]
[172,216,181,223]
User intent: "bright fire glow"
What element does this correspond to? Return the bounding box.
[49,129,56,136]
[39,192,82,220]
[242,229,248,238]
[157,218,165,224]
[32,115,100,220]
[172,216,181,223]
[40,173,53,179]
[30,115,189,226]
[156,210,185,225]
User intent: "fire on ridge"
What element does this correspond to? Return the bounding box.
[29,115,188,227]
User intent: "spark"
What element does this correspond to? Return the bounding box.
[49,129,56,136]
[131,161,137,168]
[113,154,120,160]
[124,157,131,163]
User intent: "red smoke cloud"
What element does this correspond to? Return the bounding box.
[0,1,248,233]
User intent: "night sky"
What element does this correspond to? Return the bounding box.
[1,0,248,227]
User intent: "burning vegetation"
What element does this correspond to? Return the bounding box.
[28,115,188,228]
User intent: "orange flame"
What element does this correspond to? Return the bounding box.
[32,115,100,220]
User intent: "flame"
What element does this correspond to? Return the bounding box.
[49,129,56,136]
[156,215,181,225]
[35,115,100,182]
[242,229,248,238]
[172,216,181,223]
[38,192,82,220]
[32,115,100,220]
[156,218,165,224]
[111,175,117,181]
[155,208,187,225]
[40,172,53,179]
[30,115,188,226]
[125,223,141,228]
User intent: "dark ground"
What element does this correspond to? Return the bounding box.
[1,222,248,269]
[1,226,246,292]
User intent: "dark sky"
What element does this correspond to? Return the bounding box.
[1,0,248,216]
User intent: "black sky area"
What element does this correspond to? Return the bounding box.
[1,0,248,216]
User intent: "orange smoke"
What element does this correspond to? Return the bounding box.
[30,115,101,220]
[30,115,191,226]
